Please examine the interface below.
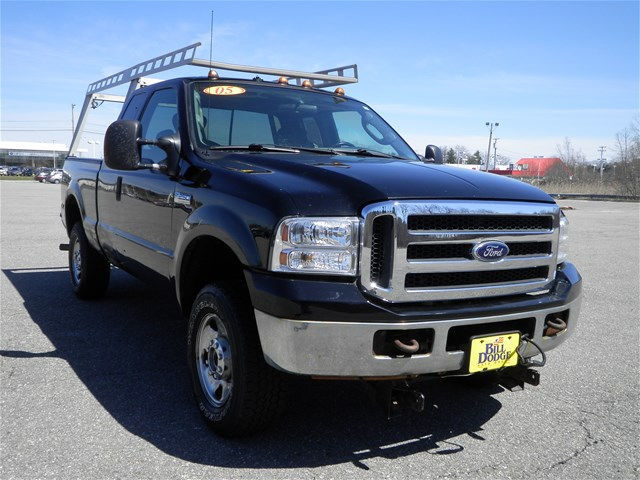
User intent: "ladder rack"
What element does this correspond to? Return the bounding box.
[69,43,358,156]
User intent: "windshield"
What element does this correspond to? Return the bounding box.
[189,81,418,160]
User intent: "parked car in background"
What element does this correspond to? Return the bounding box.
[0,166,9,176]
[21,167,34,177]
[7,166,24,176]
[35,167,52,182]
[46,169,63,184]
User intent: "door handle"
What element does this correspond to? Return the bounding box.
[174,191,192,207]
[116,176,122,201]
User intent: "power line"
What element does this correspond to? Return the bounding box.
[1,128,104,134]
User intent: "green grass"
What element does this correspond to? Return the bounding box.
[0,176,36,181]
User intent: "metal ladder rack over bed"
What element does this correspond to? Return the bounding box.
[68,42,358,157]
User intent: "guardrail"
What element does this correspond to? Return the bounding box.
[550,193,639,202]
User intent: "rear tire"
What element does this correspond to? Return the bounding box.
[187,283,287,437]
[68,222,110,299]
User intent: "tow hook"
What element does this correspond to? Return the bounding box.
[393,338,420,354]
[544,316,567,336]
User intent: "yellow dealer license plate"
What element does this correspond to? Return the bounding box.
[468,332,520,373]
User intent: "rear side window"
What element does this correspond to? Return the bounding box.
[139,88,178,164]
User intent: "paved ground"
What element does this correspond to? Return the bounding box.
[1,181,638,479]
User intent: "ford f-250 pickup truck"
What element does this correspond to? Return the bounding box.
[61,45,581,437]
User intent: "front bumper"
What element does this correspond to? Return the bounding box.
[255,295,581,377]
[251,262,582,377]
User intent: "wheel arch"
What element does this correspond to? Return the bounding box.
[176,234,252,317]
[64,194,82,235]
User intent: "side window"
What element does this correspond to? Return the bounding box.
[139,89,178,164]
[120,93,147,120]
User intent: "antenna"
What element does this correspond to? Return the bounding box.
[209,11,213,65]
[207,11,218,79]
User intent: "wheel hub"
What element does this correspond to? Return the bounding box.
[196,313,233,407]
[207,337,230,379]
[71,241,82,283]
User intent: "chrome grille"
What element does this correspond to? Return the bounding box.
[360,200,560,302]
[406,241,552,260]
[407,214,553,231]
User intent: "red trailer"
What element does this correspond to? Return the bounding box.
[511,157,570,178]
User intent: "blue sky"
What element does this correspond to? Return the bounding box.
[1,0,638,161]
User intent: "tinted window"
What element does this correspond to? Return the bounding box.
[190,82,417,160]
[120,93,148,120]
[231,111,273,145]
[140,88,178,164]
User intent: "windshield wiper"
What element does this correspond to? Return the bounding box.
[294,146,343,155]
[333,148,404,159]
[209,144,300,153]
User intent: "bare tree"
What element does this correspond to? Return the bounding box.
[453,145,470,164]
[613,119,640,196]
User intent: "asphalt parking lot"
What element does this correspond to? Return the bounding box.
[1,180,638,479]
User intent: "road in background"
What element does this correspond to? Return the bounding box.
[1,181,638,479]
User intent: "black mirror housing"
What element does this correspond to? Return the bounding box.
[104,120,142,170]
[424,145,444,164]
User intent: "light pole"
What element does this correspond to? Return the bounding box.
[492,137,499,170]
[485,122,499,171]
[71,104,76,136]
[598,146,606,182]
[52,140,56,169]
[87,139,101,158]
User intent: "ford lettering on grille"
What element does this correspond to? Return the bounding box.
[472,241,510,262]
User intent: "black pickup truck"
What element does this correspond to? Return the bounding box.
[61,69,582,436]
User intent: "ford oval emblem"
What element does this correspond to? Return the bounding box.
[472,241,510,262]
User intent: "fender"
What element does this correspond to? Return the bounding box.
[172,203,268,309]
[62,157,103,251]
[64,185,101,252]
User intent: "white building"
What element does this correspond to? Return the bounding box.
[0,141,88,168]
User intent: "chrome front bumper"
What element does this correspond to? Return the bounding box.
[254,296,581,377]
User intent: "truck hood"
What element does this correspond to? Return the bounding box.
[212,153,555,216]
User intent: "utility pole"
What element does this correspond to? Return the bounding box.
[485,122,499,171]
[52,140,56,169]
[598,145,606,182]
[492,137,499,170]
[71,104,76,136]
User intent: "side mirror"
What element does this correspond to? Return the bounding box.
[424,145,444,164]
[104,120,181,176]
[104,120,142,170]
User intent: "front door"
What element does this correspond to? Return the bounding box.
[97,87,179,281]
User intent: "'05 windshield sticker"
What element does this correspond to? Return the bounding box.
[203,86,246,96]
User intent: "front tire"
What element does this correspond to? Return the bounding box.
[68,222,110,299]
[187,284,287,437]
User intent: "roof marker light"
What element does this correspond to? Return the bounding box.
[334,87,345,96]
[302,80,313,88]
[208,69,219,80]
[277,76,289,85]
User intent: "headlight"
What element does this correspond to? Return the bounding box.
[270,217,360,275]
[557,211,569,264]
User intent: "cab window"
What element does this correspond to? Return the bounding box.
[139,88,179,164]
